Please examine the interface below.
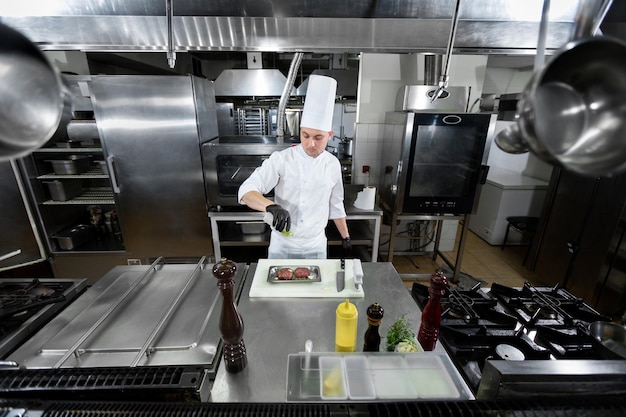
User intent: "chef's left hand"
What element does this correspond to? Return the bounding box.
[341,237,352,258]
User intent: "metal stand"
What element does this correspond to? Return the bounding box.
[386,212,470,284]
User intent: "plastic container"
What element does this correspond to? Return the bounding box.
[319,356,347,400]
[335,299,358,352]
[344,355,376,399]
[404,354,460,399]
[368,355,416,399]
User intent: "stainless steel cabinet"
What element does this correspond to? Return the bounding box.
[18,76,125,256]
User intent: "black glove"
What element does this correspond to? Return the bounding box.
[266,204,291,232]
[341,237,352,258]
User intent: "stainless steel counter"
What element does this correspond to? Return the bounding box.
[210,262,472,402]
[209,185,383,261]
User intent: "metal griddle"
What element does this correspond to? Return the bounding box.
[7,258,246,375]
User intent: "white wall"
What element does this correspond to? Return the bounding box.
[44,51,90,75]
[482,66,554,182]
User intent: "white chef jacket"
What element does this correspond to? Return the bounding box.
[238,145,346,259]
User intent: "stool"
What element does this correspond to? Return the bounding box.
[501,216,539,265]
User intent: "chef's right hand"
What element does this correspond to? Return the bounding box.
[266,204,291,232]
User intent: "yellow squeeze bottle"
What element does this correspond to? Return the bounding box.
[335,299,358,352]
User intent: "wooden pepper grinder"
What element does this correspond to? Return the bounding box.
[363,303,384,352]
[213,257,247,373]
[417,271,448,351]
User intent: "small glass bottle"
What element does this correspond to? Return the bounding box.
[417,271,448,351]
[363,303,384,352]
[335,299,358,352]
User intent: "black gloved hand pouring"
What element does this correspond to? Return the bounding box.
[266,204,291,232]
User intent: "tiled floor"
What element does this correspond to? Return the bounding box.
[391,223,550,289]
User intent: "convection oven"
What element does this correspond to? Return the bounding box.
[201,135,299,209]
[380,112,491,215]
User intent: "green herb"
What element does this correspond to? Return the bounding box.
[385,314,416,352]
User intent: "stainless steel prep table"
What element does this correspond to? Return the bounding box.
[209,185,383,261]
[210,262,472,402]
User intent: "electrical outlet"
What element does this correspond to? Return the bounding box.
[127,258,142,266]
[362,165,370,173]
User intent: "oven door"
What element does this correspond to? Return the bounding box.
[400,113,490,214]
[201,135,298,208]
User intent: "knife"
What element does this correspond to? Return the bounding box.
[336,258,345,292]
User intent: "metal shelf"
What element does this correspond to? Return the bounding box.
[33,147,103,153]
[209,211,381,261]
[37,167,109,179]
[42,188,115,205]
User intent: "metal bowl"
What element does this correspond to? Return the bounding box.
[516,36,626,177]
[494,122,529,154]
[0,22,72,161]
[589,321,626,359]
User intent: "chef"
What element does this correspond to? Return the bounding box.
[238,74,350,259]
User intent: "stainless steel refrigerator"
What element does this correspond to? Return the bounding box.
[89,75,218,260]
[8,75,218,281]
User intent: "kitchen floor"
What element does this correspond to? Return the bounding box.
[391,224,550,290]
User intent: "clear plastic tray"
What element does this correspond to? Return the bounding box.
[286,351,472,401]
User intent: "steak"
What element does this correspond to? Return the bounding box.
[294,267,310,279]
[277,268,293,280]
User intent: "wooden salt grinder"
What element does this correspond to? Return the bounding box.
[213,257,247,373]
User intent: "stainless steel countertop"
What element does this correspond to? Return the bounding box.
[210,262,472,402]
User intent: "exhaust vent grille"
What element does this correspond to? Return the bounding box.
[43,402,333,417]
[0,367,202,390]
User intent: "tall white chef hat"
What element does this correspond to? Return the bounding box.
[300,74,337,132]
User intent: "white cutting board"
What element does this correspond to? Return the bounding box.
[249,259,364,298]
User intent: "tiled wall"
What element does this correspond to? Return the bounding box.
[353,123,385,187]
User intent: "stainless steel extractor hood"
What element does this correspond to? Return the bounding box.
[1,0,622,56]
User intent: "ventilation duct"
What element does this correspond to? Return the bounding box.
[424,55,443,86]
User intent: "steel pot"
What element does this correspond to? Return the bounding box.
[498,36,626,177]
[589,321,626,359]
[0,22,73,161]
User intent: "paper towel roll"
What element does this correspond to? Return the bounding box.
[353,186,376,210]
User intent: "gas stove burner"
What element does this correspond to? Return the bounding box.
[523,300,559,321]
[449,293,475,307]
[0,279,66,322]
[532,293,561,308]
[446,293,475,320]
[495,344,525,361]
[0,278,88,358]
